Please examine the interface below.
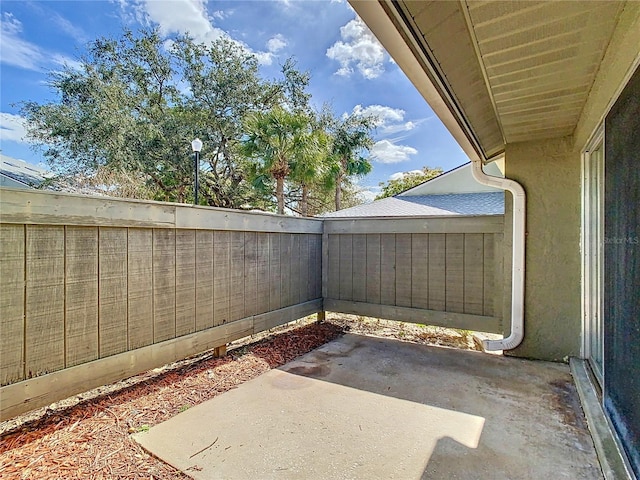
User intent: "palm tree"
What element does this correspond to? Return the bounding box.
[241,107,310,215]
[289,125,331,216]
[328,113,375,211]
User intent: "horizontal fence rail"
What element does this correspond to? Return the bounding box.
[0,188,323,420]
[323,216,506,333]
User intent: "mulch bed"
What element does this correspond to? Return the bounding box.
[0,320,343,480]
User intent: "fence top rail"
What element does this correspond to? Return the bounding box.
[323,215,504,234]
[0,187,323,234]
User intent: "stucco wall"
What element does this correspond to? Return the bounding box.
[504,137,581,361]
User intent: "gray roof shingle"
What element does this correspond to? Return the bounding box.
[322,192,504,218]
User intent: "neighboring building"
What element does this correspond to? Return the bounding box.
[352,1,639,475]
[324,162,504,217]
[0,155,50,189]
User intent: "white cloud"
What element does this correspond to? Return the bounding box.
[359,188,377,203]
[351,104,426,137]
[52,13,88,43]
[389,170,422,181]
[51,54,83,71]
[254,34,288,65]
[140,0,225,43]
[352,104,404,126]
[350,179,380,203]
[211,10,228,20]
[371,140,417,164]
[381,121,418,135]
[267,34,287,53]
[0,13,45,70]
[326,16,386,79]
[130,0,275,65]
[0,13,84,73]
[0,113,28,143]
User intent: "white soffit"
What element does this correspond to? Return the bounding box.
[464,1,624,143]
[358,0,626,151]
[399,0,505,158]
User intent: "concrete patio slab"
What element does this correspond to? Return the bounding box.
[134,334,602,479]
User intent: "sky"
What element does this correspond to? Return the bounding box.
[0,0,470,200]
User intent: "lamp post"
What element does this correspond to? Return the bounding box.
[191,138,203,205]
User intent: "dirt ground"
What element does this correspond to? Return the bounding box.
[0,314,478,479]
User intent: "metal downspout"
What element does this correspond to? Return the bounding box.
[472,160,526,351]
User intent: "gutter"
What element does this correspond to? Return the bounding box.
[472,160,526,351]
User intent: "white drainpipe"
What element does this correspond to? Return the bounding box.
[472,160,526,351]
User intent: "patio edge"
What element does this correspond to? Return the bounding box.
[570,358,636,480]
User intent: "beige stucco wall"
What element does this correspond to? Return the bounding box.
[504,137,581,361]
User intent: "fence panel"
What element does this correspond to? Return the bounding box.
[0,189,505,422]
[324,216,505,333]
[0,189,323,420]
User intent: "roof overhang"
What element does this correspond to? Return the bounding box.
[351,1,627,161]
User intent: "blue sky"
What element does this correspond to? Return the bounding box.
[0,0,469,199]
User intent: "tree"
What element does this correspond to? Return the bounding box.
[22,29,193,201]
[325,111,375,211]
[287,116,333,216]
[376,166,443,199]
[241,107,316,214]
[173,35,285,207]
[20,28,307,209]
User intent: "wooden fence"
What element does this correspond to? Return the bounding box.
[0,189,323,420]
[0,189,507,420]
[323,216,506,333]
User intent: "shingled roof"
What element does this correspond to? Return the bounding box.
[322,192,504,218]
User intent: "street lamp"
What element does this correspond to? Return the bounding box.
[191,138,203,205]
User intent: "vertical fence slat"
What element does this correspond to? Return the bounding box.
[411,234,429,309]
[281,233,292,306]
[229,231,245,321]
[327,234,340,300]
[195,230,214,331]
[366,234,381,304]
[445,234,465,314]
[1,224,25,385]
[395,233,412,308]
[176,230,196,337]
[269,233,281,310]
[243,232,258,317]
[153,229,176,343]
[380,234,396,305]
[352,234,367,302]
[99,227,128,357]
[300,234,309,303]
[339,235,353,300]
[290,234,301,306]
[464,233,485,315]
[213,231,230,325]
[428,233,446,311]
[65,226,98,367]
[306,235,315,301]
[128,228,153,349]
[25,225,65,377]
[314,234,323,299]
[489,233,503,319]
[308,234,320,300]
[256,233,270,314]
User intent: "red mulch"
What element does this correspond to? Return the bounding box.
[0,321,343,479]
